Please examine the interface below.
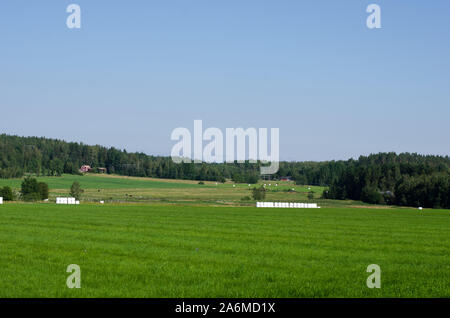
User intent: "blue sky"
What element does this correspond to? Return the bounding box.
[0,0,449,161]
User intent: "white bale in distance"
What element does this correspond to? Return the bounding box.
[100,201,105,204]
[76,201,80,205]
[289,203,294,208]
[418,207,423,210]
[0,197,3,205]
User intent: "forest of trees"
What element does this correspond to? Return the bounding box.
[0,134,448,208]
[322,153,450,209]
[0,134,263,182]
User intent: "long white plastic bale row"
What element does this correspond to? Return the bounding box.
[256,202,320,208]
[56,197,80,205]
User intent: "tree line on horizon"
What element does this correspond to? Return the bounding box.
[0,134,448,208]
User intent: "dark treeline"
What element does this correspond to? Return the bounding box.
[322,153,450,209]
[0,134,262,183]
[1,134,449,208]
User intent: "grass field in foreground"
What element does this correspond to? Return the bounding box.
[0,203,448,297]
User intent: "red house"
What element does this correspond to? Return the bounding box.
[80,165,92,173]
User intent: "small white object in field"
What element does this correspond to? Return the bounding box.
[308,187,311,190]
[269,184,271,186]
[418,207,423,210]
[0,197,3,205]
[100,201,105,204]
[215,182,218,185]
[275,184,278,187]
[76,201,80,205]
[292,188,295,191]
[248,184,251,186]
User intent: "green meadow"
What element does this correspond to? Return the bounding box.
[0,174,203,190]
[0,203,448,298]
[0,174,326,205]
[0,174,448,297]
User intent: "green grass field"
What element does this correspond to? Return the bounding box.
[0,174,204,190]
[0,174,326,206]
[0,203,448,297]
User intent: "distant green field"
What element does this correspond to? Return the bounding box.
[0,203,448,297]
[0,174,326,205]
[0,174,203,190]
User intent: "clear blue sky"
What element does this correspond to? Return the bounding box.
[1,1,449,161]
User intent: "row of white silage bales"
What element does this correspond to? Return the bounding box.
[56,197,80,205]
[256,202,320,208]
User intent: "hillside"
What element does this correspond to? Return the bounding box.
[1,134,449,208]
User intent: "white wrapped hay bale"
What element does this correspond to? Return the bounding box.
[0,197,3,205]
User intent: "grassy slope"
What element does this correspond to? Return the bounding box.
[0,174,204,189]
[0,174,326,205]
[0,203,448,297]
